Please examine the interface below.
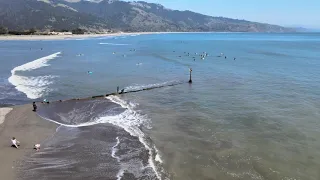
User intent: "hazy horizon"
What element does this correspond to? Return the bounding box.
[125,0,320,29]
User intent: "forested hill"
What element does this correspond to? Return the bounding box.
[0,0,295,32]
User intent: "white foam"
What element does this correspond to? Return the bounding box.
[154,146,163,163]
[124,80,181,93]
[9,75,57,99]
[8,52,61,99]
[105,96,161,179]
[116,168,124,180]
[38,95,164,179]
[111,137,124,180]
[99,43,130,46]
[111,137,121,162]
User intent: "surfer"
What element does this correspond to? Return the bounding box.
[234,57,236,60]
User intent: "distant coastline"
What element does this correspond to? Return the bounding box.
[0,32,162,41]
[0,31,308,41]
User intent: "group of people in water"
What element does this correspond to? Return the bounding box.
[177,51,237,61]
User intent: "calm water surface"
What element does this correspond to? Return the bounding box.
[0,33,320,180]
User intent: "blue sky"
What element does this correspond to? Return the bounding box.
[126,0,320,29]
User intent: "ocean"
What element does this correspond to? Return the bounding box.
[1,33,320,180]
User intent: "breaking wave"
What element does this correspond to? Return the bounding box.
[99,42,130,46]
[8,52,61,99]
[124,80,183,93]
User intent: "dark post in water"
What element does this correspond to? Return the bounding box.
[117,86,119,93]
[189,68,193,83]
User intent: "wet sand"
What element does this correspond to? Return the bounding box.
[0,104,57,180]
[17,99,158,180]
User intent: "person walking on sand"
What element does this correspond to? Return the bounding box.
[33,102,37,112]
[11,137,20,148]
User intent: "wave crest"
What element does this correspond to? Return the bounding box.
[8,52,61,99]
[99,43,130,45]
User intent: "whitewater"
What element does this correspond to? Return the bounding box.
[8,52,61,99]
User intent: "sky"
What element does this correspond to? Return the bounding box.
[125,0,320,29]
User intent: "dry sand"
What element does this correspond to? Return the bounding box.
[0,104,57,180]
[0,107,12,124]
[0,32,163,41]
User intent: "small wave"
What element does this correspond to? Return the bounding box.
[111,137,124,180]
[8,52,61,99]
[124,80,183,93]
[99,42,129,45]
[111,137,121,162]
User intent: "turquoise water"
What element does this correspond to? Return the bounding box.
[1,33,320,179]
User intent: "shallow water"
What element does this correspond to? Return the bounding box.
[1,33,320,179]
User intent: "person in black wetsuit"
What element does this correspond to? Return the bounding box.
[32,102,37,112]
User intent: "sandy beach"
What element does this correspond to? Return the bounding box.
[0,105,57,180]
[0,32,163,41]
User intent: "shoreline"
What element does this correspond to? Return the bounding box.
[0,32,166,41]
[0,31,252,41]
[0,105,58,180]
